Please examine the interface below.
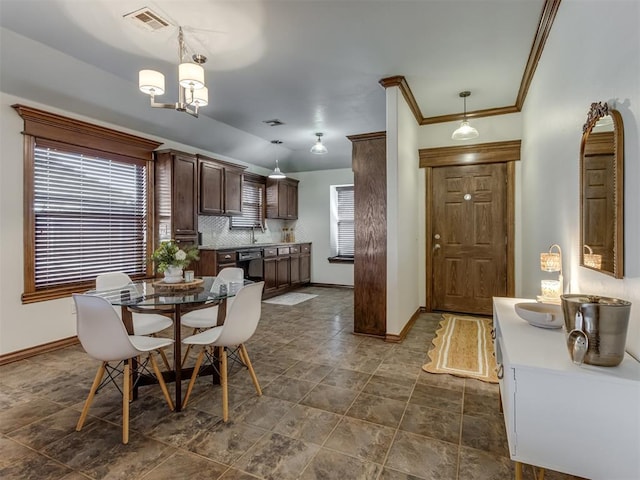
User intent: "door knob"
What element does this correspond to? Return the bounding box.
[433,243,441,253]
[434,234,441,240]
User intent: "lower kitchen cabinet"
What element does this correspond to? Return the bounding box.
[197,243,311,298]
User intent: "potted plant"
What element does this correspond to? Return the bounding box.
[150,240,199,283]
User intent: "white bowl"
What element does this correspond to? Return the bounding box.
[514,302,564,329]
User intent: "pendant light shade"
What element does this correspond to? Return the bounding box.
[268,140,286,179]
[178,62,205,90]
[139,70,165,95]
[310,133,328,155]
[451,91,479,140]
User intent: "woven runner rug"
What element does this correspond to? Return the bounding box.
[422,313,498,383]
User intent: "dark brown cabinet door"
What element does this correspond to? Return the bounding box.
[290,254,300,284]
[173,154,198,236]
[276,257,290,289]
[224,168,243,215]
[267,178,298,219]
[299,253,310,283]
[263,258,278,294]
[432,163,507,315]
[199,160,224,215]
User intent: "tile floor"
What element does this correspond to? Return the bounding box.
[0,286,585,480]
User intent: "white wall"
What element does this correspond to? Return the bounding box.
[521,0,640,359]
[295,169,354,286]
[386,87,421,335]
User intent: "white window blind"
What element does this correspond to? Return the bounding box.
[337,185,354,257]
[33,143,148,288]
[231,180,264,228]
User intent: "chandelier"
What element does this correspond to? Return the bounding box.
[138,27,208,118]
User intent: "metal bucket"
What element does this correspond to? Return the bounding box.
[561,294,631,367]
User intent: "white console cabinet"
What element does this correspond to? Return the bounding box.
[493,297,640,480]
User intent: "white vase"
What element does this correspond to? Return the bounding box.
[164,265,183,283]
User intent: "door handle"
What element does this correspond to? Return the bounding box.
[432,243,441,253]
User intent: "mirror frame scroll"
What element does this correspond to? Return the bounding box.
[580,101,624,278]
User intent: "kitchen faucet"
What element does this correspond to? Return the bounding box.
[251,226,257,244]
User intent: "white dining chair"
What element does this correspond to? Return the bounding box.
[95,272,173,336]
[73,294,175,444]
[182,281,265,422]
[180,267,244,366]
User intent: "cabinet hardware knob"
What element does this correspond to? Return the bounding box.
[497,364,504,379]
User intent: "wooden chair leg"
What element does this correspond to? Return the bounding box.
[220,346,228,422]
[122,360,130,444]
[149,352,174,411]
[515,462,524,480]
[158,348,171,371]
[239,344,262,396]
[77,362,106,432]
[181,329,198,367]
[183,348,205,408]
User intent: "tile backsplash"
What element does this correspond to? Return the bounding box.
[198,216,311,248]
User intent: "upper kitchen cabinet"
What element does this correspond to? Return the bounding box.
[154,150,198,244]
[266,177,299,219]
[197,155,246,216]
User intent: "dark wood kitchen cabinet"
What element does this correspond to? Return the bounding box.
[266,177,298,219]
[154,150,198,248]
[198,155,245,216]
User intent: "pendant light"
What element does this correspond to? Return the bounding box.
[451,91,479,140]
[310,133,328,155]
[138,27,208,118]
[268,140,286,179]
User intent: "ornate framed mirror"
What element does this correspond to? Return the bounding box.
[580,102,624,278]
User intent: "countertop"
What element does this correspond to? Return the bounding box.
[199,241,311,251]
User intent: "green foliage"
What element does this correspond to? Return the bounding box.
[150,240,199,273]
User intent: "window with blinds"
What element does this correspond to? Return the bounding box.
[336,185,355,257]
[230,179,264,228]
[33,142,148,288]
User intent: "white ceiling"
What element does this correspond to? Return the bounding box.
[0,0,545,172]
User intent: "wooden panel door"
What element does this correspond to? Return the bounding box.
[432,163,507,315]
[583,153,615,273]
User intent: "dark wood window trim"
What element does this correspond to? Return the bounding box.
[13,105,163,304]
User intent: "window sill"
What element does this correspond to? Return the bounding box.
[327,256,354,264]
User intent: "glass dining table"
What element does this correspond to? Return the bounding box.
[86,277,246,411]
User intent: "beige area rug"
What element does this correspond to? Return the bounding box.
[422,313,498,383]
[262,292,318,306]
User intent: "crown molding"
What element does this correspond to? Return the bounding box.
[379,0,561,125]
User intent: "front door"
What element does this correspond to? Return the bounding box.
[431,163,507,315]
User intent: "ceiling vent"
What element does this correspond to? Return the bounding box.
[124,7,171,31]
[262,119,285,127]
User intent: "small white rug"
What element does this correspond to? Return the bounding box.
[263,292,318,306]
